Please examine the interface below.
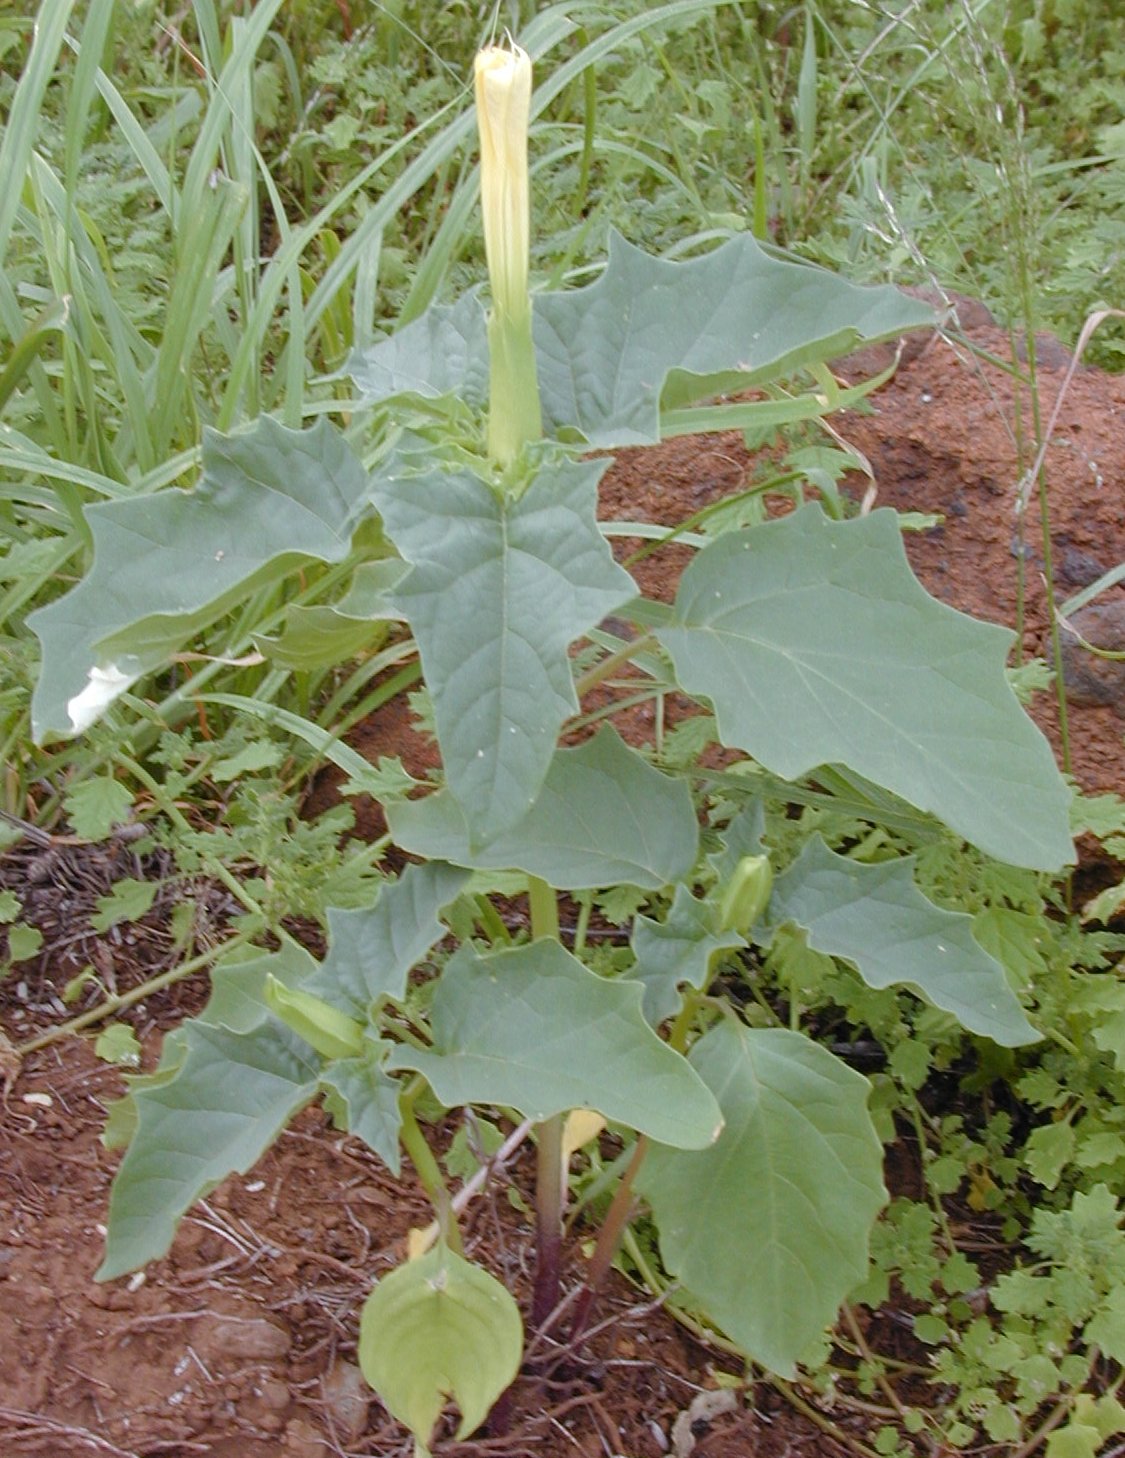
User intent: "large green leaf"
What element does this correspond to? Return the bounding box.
[371,456,635,846]
[630,884,745,1025]
[767,836,1038,1045]
[637,1022,886,1375]
[30,416,375,741]
[657,506,1072,872]
[350,231,934,448]
[308,861,470,1014]
[387,941,722,1150]
[388,726,698,889]
[358,1244,522,1455]
[98,1020,319,1279]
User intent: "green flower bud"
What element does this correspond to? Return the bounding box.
[716,854,773,934]
[264,975,365,1061]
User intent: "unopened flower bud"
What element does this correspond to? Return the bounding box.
[716,854,773,934]
[474,40,542,466]
[474,42,532,325]
[265,975,365,1060]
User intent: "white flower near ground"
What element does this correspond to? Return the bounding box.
[67,661,137,733]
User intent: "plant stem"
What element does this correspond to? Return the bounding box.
[567,994,700,1344]
[475,893,512,945]
[531,1112,565,1328]
[568,1134,649,1349]
[15,929,255,1054]
[411,1117,534,1259]
[768,1377,886,1458]
[841,1304,920,1433]
[112,751,267,920]
[527,874,560,941]
[573,633,657,699]
[1015,244,1073,774]
[398,1075,461,1255]
[574,34,596,217]
[528,873,565,1326]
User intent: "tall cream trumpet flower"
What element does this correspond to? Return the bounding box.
[474,41,542,467]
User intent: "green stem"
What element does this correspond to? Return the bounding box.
[399,1075,461,1255]
[621,472,802,569]
[573,633,657,699]
[15,929,256,1055]
[528,874,559,941]
[1018,287,1071,775]
[568,1134,649,1348]
[528,873,564,1326]
[487,305,541,469]
[568,992,699,1344]
[475,894,512,945]
[907,1095,956,1251]
[1036,457,1072,778]
[768,1378,885,1458]
[667,991,700,1054]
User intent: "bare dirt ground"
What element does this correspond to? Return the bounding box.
[2,315,1123,1458]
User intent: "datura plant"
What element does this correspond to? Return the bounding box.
[29,38,1073,1457]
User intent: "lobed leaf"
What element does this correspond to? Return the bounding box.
[321,1044,404,1175]
[387,940,722,1150]
[371,456,635,846]
[98,1020,318,1279]
[197,941,319,1034]
[388,726,698,889]
[767,837,1039,1046]
[350,231,936,448]
[657,506,1073,871]
[630,884,745,1025]
[348,289,488,412]
[308,861,470,1014]
[30,415,375,741]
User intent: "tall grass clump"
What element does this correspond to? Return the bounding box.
[1,0,769,832]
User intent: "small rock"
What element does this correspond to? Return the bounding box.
[282,1416,326,1457]
[84,1283,133,1311]
[904,286,996,332]
[1015,329,1077,371]
[321,1360,371,1442]
[1061,601,1125,717]
[197,1316,291,1363]
[257,1377,292,1413]
[1058,546,1108,589]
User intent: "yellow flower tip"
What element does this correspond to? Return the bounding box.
[474,40,532,322]
[473,41,533,151]
[474,37,532,91]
